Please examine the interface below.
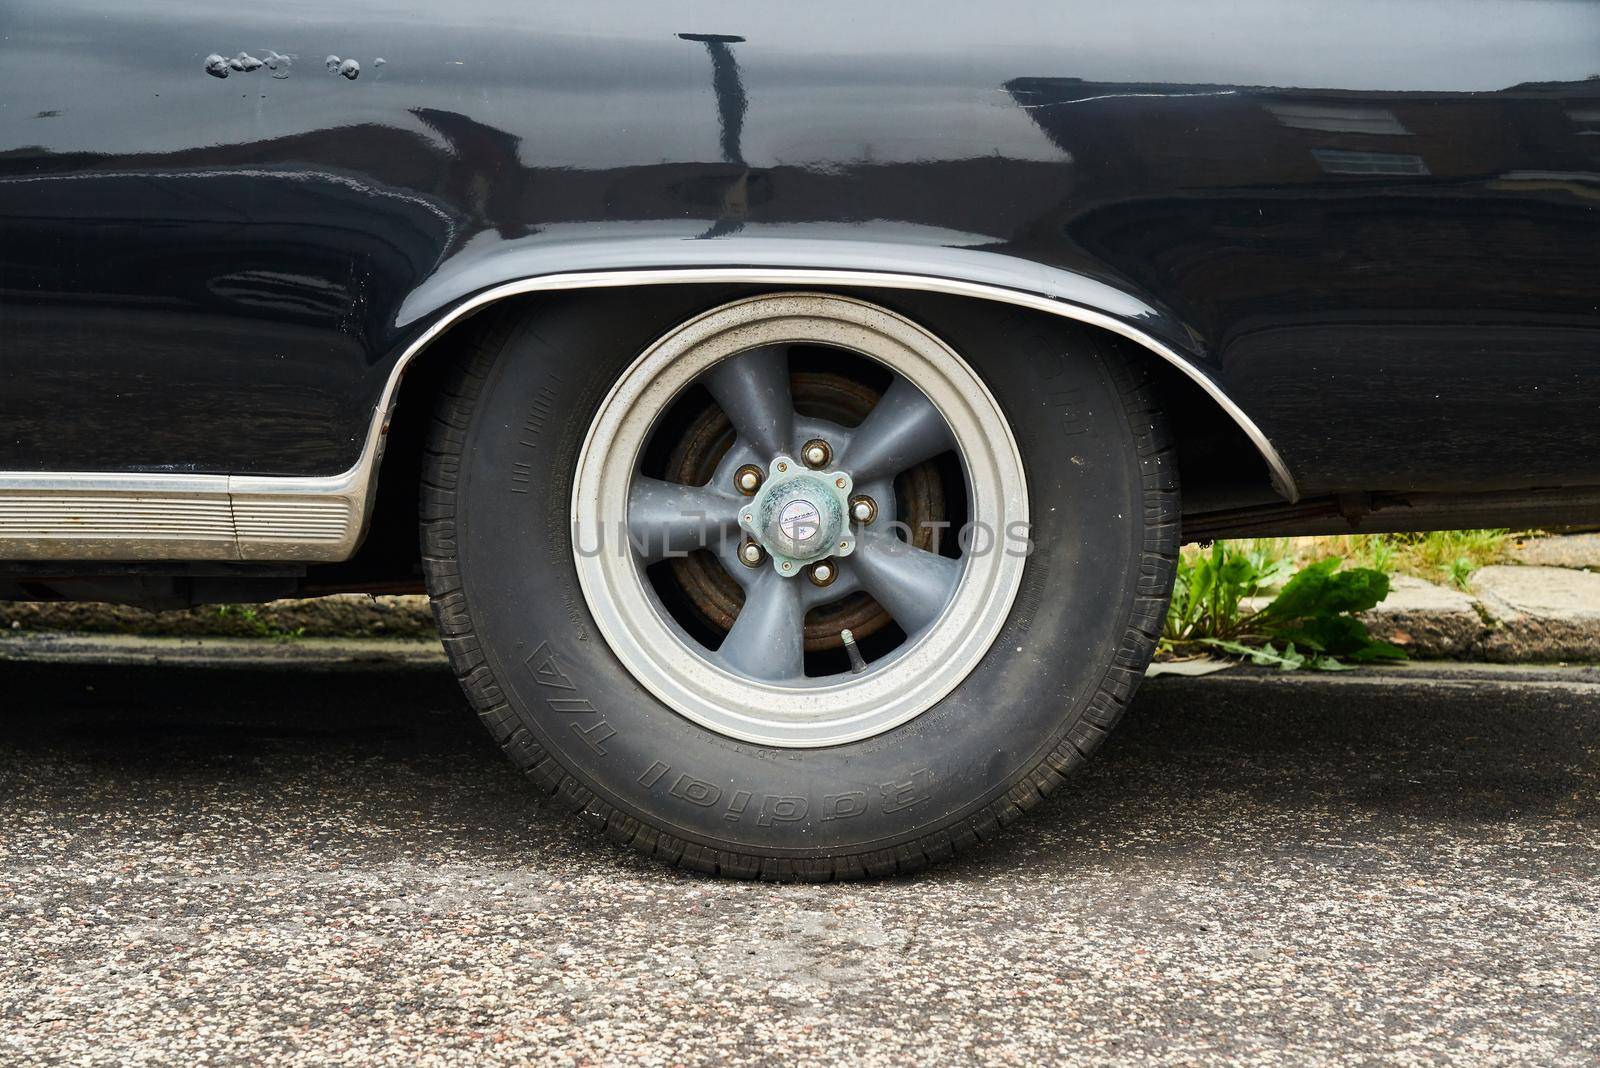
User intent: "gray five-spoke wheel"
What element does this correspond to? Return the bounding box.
[572,293,1028,747]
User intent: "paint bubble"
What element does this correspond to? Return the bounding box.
[338,58,360,80]
[325,54,341,72]
[204,53,230,79]
[230,51,263,72]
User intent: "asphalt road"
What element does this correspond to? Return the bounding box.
[2,643,1598,1066]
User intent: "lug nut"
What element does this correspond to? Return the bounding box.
[801,439,832,469]
[734,464,763,495]
[850,495,877,524]
[809,560,837,587]
[738,540,765,567]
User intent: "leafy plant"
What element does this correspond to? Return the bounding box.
[1164,541,1293,647]
[1163,546,1405,670]
[1199,637,1337,672]
[216,604,305,641]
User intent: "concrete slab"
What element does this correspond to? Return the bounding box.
[1360,574,1484,658]
[1469,564,1600,662]
[1509,532,1600,570]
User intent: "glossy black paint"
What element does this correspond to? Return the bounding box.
[1,2,1597,496]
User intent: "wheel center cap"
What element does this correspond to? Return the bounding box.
[760,478,842,562]
[776,499,823,548]
[741,458,856,574]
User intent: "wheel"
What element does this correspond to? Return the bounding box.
[421,288,1178,879]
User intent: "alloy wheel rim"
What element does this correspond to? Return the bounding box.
[571,293,1029,747]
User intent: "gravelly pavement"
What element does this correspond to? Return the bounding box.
[2,650,1598,1066]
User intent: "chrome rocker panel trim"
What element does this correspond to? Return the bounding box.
[0,469,363,562]
[0,267,1297,564]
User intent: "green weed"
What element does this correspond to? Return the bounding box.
[215,604,305,641]
[1163,544,1405,670]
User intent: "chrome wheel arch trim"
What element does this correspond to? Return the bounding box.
[0,266,1296,564]
[373,266,1297,503]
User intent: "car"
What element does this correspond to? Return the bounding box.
[3,2,1597,878]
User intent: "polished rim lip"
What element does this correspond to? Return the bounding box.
[570,292,1030,747]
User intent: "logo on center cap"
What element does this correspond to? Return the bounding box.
[779,500,821,544]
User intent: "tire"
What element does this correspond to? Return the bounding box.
[420,287,1178,879]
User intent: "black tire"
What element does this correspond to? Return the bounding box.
[420,287,1178,879]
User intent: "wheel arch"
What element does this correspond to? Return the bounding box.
[352,254,1298,571]
[374,251,1295,501]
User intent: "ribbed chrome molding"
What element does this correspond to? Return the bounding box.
[0,267,1296,564]
[0,470,361,562]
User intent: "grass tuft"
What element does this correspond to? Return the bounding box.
[1194,529,1513,587]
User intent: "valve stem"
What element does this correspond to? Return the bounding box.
[841,628,867,673]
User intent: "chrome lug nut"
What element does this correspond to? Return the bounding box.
[734,464,763,495]
[738,540,765,567]
[808,560,837,587]
[850,495,877,524]
[801,438,832,469]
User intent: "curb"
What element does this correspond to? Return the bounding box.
[0,594,439,641]
[0,631,447,669]
[1362,566,1600,662]
[5,565,1600,664]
